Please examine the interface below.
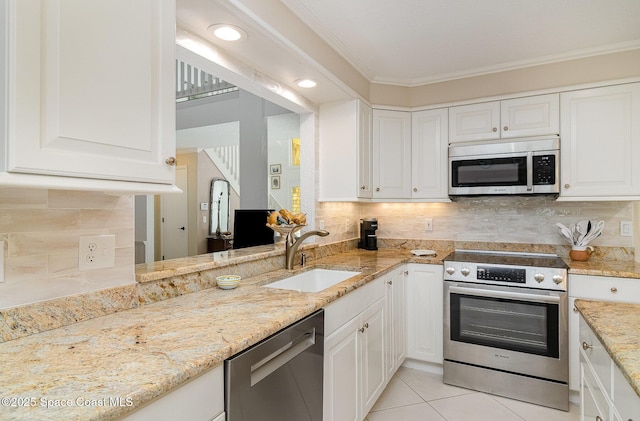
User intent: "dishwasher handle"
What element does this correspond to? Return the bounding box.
[250,328,316,386]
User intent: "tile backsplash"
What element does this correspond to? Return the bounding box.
[0,188,134,309]
[318,196,634,248]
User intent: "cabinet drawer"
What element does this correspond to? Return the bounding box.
[582,360,610,421]
[325,277,384,336]
[580,316,612,397]
[570,275,640,303]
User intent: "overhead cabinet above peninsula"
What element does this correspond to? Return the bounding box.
[0,0,177,193]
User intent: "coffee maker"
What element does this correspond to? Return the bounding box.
[358,218,378,250]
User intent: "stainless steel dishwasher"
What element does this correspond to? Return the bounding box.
[225,310,324,421]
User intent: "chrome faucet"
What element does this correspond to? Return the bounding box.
[285,229,329,270]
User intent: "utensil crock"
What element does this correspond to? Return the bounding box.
[569,246,593,261]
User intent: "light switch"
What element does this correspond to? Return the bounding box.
[620,221,632,237]
[200,202,209,211]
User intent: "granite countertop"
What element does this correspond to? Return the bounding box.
[574,299,640,398]
[1,242,638,420]
[0,248,443,421]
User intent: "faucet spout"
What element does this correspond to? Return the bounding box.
[285,229,329,270]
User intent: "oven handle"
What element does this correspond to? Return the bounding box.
[449,285,561,304]
[526,151,533,191]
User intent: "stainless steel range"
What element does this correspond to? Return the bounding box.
[443,250,569,411]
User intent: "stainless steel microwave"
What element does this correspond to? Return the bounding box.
[448,136,560,197]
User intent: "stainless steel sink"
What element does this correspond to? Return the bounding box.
[264,269,361,293]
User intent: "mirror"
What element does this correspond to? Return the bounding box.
[134,54,308,263]
[210,178,230,237]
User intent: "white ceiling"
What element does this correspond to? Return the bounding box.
[177,0,640,103]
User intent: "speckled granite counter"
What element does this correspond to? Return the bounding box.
[0,240,637,420]
[0,248,442,421]
[574,299,640,398]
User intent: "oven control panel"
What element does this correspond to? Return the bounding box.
[477,266,526,283]
[444,262,567,291]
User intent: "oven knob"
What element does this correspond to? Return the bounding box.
[445,267,456,275]
[460,267,470,277]
[534,273,545,283]
[552,274,564,285]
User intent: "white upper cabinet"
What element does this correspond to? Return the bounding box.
[449,101,501,142]
[449,94,559,143]
[319,99,372,201]
[411,108,449,200]
[372,109,412,198]
[559,83,640,200]
[1,0,177,192]
[358,102,374,199]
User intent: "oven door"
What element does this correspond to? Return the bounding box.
[444,281,568,382]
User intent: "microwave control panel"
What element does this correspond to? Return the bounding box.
[533,155,556,185]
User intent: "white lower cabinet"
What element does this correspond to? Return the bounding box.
[384,268,407,381]
[405,264,444,364]
[121,364,224,421]
[324,277,387,421]
[569,275,640,394]
[579,315,640,421]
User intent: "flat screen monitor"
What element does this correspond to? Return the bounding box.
[233,209,275,249]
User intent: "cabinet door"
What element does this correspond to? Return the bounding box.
[405,264,443,363]
[372,109,412,198]
[448,101,500,143]
[411,109,449,199]
[613,363,640,421]
[361,297,386,416]
[384,268,406,382]
[5,0,176,184]
[560,83,640,198]
[500,94,559,138]
[357,101,373,199]
[324,316,361,421]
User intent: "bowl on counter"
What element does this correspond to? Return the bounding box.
[216,275,241,289]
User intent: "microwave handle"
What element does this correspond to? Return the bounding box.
[526,152,533,191]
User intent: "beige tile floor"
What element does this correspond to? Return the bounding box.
[366,367,580,421]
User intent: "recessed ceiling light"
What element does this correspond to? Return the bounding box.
[208,24,247,42]
[296,79,317,88]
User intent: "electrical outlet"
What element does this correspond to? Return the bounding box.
[620,221,633,237]
[79,235,115,271]
[200,202,209,211]
[425,218,433,231]
[319,220,325,230]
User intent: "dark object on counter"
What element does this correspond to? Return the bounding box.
[232,209,275,249]
[358,218,378,250]
[207,237,232,252]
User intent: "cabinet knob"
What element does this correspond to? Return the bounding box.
[582,341,593,351]
[492,127,498,132]
[387,280,393,285]
[361,185,366,190]
[358,327,365,333]
[165,157,177,166]
[503,126,509,131]
[611,287,618,293]
[564,183,570,189]
[376,187,380,192]
[573,307,578,312]
[413,188,418,192]
[404,271,409,275]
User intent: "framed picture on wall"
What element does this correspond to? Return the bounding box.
[271,176,281,189]
[270,164,281,175]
